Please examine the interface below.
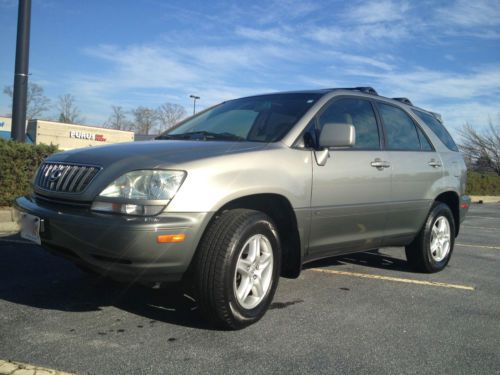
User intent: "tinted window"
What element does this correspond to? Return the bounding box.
[164,93,321,142]
[318,98,379,149]
[379,103,420,151]
[413,109,459,151]
[416,126,433,151]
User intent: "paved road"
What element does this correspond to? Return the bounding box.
[1,204,499,374]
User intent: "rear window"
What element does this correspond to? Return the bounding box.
[412,109,459,152]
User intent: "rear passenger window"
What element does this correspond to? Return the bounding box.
[318,98,379,149]
[416,126,433,151]
[378,103,420,151]
[412,109,459,152]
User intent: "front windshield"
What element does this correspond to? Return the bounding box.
[159,93,321,142]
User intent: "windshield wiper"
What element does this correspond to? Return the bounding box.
[157,131,244,141]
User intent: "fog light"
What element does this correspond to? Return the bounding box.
[91,201,165,216]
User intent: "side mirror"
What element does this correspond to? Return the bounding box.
[319,123,356,148]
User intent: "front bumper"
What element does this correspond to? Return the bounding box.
[15,195,212,284]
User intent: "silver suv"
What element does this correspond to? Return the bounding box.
[16,87,470,329]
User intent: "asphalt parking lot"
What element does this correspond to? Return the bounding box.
[0,204,499,375]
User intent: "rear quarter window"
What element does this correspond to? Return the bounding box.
[413,109,459,152]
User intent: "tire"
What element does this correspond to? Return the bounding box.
[405,202,455,273]
[193,209,281,330]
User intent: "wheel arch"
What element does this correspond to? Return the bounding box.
[188,193,303,280]
[435,190,460,236]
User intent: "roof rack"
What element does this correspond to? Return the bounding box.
[392,97,413,106]
[346,87,379,95]
[429,111,443,123]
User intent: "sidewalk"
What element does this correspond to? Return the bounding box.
[0,207,19,236]
[470,195,500,203]
[0,359,76,375]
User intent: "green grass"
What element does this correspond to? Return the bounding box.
[466,172,500,196]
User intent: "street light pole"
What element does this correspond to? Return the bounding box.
[11,0,32,142]
[189,95,200,115]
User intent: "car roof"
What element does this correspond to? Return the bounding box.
[240,87,442,123]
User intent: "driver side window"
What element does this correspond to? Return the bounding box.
[318,98,380,150]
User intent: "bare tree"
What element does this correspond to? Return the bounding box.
[3,82,51,119]
[57,94,83,124]
[459,120,500,175]
[157,103,187,132]
[132,106,158,135]
[105,105,131,130]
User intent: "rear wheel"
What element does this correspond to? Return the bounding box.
[405,202,455,273]
[193,209,281,329]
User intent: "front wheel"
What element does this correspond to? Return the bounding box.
[193,209,281,329]
[405,202,455,273]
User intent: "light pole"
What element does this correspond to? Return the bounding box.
[189,95,200,115]
[11,0,32,142]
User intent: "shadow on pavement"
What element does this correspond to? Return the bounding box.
[0,235,212,330]
[304,249,412,272]
[1,234,411,329]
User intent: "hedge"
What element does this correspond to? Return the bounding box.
[0,138,57,206]
[466,171,500,196]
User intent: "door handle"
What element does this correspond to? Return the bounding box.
[428,160,442,168]
[371,159,390,169]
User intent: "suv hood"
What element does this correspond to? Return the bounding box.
[36,140,269,201]
[47,140,267,168]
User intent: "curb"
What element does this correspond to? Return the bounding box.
[0,359,77,375]
[0,207,19,235]
[470,195,500,204]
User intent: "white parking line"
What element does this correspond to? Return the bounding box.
[462,225,499,231]
[456,243,500,250]
[309,268,475,290]
[466,216,499,220]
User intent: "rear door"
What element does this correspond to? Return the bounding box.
[308,97,391,257]
[376,102,443,245]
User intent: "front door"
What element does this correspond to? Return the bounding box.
[307,97,392,258]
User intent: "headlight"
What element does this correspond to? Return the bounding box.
[91,170,186,216]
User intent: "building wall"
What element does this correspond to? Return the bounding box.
[0,117,12,140]
[27,120,134,150]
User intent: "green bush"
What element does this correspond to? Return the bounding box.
[466,171,500,196]
[0,139,57,206]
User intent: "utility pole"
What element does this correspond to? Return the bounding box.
[11,0,32,142]
[189,95,200,115]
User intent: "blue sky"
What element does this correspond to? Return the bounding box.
[0,0,499,137]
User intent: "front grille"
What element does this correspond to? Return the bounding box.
[36,162,101,193]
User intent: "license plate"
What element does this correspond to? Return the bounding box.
[20,213,42,245]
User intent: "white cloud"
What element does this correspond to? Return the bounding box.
[347,0,410,24]
[433,0,500,40]
[3,0,497,131]
[437,0,500,28]
[431,101,500,138]
[335,53,395,71]
[337,64,500,131]
[307,22,411,46]
[235,27,291,44]
[344,66,500,101]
